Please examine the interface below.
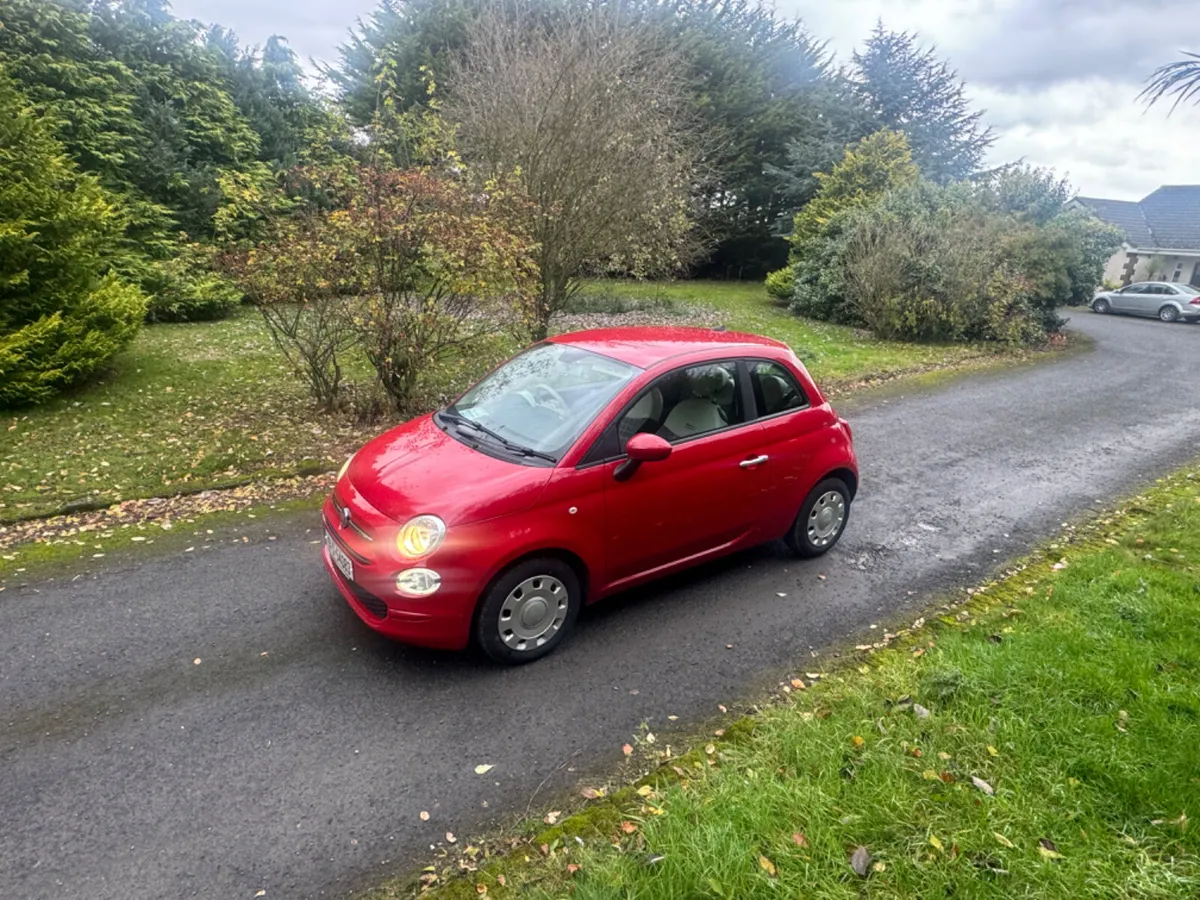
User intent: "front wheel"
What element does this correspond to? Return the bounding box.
[1159,304,1181,323]
[1092,298,1110,314]
[474,558,581,664]
[786,477,851,558]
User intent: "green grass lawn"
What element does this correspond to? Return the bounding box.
[2,282,1051,524]
[581,280,1033,389]
[0,311,514,523]
[400,470,1200,900]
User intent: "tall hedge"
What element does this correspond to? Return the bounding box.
[0,72,145,406]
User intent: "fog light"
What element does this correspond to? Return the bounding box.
[396,567,441,597]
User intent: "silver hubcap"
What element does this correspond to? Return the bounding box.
[807,491,846,547]
[499,575,568,652]
[1161,307,1176,321]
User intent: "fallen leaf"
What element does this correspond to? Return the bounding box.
[446,831,457,843]
[792,832,808,848]
[580,787,604,800]
[939,771,955,784]
[988,745,1000,757]
[255,892,266,898]
[929,835,944,852]
[474,764,494,775]
[475,885,486,895]
[705,744,716,755]
[922,769,940,781]
[937,751,951,761]
[758,855,777,877]
[790,678,806,690]
[566,863,581,875]
[636,785,653,797]
[193,658,202,666]
[851,735,865,748]
[912,648,925,658]
[1037,838,1062,859]
[718,704,727,713]
[849,845,872,877]
[913,703,931,719]
[419,811,430,821]
[544,811,561,825]
[497,875,506,886]
[620,821,637,834]
[622,744,633,757]
[972,776,994,796]
[993,832,1014,848]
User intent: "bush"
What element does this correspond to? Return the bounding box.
[0,275,146,405]
[763,266,795,303]
[143,243,242,323]
[792,172,1121,346]
[228,162,537,414]
[0,70,146,406]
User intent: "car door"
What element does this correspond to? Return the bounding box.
[1110,283,1145,313]
[1133,283,1165,316]
[597,360,769,590]
[745,358,832,536]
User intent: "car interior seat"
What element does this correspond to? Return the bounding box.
[758,372,796,413]
[618,387,663,446]
[662,366,733,438]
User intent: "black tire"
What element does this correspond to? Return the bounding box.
[474,557,581,664]
[785,477,851,558]
[1092,298,1110,314]
[1159,304,1180,323]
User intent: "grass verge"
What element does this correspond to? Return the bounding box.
[370,467,1200,899]
[581,280,1070,395]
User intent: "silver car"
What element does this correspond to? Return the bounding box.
[1092,281,1200,323]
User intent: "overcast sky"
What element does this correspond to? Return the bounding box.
[175,0,1200,200]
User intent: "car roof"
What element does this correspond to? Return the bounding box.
[548,326,790,369]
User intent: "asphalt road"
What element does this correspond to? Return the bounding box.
[3,311,1200,900]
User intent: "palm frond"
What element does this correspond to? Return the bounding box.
[1140,51,1200,113]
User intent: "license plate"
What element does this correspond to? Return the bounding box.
[325,530,354,582]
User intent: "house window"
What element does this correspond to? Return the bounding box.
[1173,262,1184,282]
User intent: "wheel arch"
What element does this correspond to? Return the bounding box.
[827,467,858,500]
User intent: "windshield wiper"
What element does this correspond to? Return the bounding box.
[438,411,558,464]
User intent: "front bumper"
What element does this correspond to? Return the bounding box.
[321,495,475,651]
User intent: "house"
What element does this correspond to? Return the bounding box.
[1071,185,1200,287]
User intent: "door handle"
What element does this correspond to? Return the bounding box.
[739,454,769,468]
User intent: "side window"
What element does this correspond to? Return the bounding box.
[620,361,744,445]
[1121,283,1146,294]
[749,360,809,417]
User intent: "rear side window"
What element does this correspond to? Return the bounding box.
[749,360,809,417]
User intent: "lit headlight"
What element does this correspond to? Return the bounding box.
[338,454,354,480]
[396,515,446,558]
[396,568,441,597]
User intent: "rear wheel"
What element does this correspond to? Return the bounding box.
[474,558,581,664]
[786,477,851,558]
[1092,298,1110,314]
[1159,304,1180,323]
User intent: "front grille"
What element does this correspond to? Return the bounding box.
[348,581,389,620]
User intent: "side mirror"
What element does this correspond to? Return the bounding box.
[614,433,672,481]
[626,433,672,462]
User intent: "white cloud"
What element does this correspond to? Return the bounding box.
[787,0,1200,199]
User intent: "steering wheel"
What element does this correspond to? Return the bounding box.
[531,383,570,419]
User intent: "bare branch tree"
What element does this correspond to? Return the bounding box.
[447,0,705,339]
[1140,50,1200,112]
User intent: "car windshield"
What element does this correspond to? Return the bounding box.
[445,343,640,459]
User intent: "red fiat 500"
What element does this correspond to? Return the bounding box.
[322,327,858,664]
